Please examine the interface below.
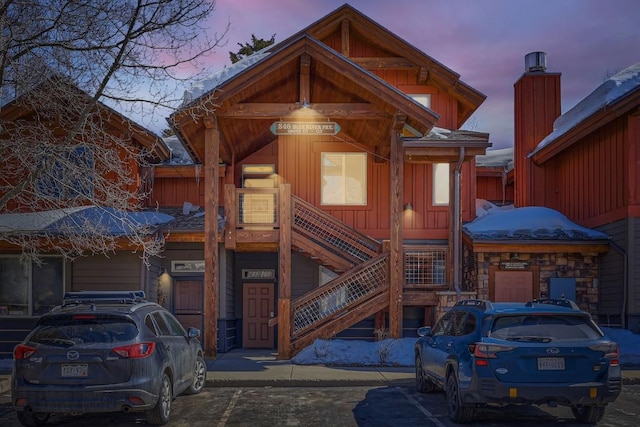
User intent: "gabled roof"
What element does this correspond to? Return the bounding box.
[281,4,486,127]
[530,63,640,163]
[1,77,170,161]
[172,34,439,164]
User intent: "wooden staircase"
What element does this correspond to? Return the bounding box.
[289,196,388,355]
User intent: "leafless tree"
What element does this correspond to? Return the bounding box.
[0,0,228,263]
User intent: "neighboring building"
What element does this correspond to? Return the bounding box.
[0,80,172,357]
[513,53,640,332]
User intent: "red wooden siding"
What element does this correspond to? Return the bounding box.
[545,116,628,227]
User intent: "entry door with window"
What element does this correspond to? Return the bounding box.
[242,283,274,348]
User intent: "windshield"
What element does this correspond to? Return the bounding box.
[489,314,602,342]
[29,316,138,347]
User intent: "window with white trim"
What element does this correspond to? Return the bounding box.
[433,163,450,206]
[410,94,431,109]
[321,152,367,206]
[0,257,63,316]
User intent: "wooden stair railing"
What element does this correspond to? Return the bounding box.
[289,252,389,355]
[292,195,382,267]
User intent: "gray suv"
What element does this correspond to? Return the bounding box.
[11,291,206,426]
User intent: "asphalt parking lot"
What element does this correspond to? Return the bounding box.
[2,384,640,427]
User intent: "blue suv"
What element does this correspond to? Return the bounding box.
[414,299,621,423]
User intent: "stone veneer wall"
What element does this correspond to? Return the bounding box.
[435,291,477,320]
[467,249,600,319]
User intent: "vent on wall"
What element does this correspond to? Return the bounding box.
[525,51,547,72]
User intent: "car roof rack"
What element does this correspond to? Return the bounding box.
[455,299,493,311]
[62,291,147,306]
[525,298,580,310]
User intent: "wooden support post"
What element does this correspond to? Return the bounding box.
[388,114,406,338]
[278,183,292,359]
[203,116,219,357]
[341,19,350,56]
[300,54,310,104]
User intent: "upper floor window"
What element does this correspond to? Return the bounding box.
[433,163,449,206]
[410,94,431,109]
[321,152,367,206]
[36,146,95,200]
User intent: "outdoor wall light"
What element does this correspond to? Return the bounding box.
[404,202,413,211]
[301,97,311,109]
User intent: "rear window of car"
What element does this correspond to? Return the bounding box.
[29,315,138,346]
[489,314,602,342]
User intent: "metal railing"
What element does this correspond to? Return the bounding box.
[404,245,448,288]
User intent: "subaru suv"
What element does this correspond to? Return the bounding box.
[414,299,621,423]
[12,291,206,426]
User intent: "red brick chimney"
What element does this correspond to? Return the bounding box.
[513,52,561,207]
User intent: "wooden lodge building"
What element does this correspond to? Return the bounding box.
[1,5,638,359]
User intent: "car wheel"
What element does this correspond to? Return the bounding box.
[415,355,435,393]
[183,355,207,395]
[146,372,172,425]
[16,411,50,427]
[571,405,606,423]
[446,373,474,423]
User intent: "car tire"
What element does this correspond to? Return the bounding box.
[16,411,50,427]
[415,355,435,393]
[571,405,606,423]
[183,355,207,395]
[446,373,474,423]
[146,372,172,425]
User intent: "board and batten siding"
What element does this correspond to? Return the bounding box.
[596,219,627,323]
[70,252,143,291]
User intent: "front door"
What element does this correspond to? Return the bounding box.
[174,280,204,334]
[494,271,533,302]
[243,282,274,348]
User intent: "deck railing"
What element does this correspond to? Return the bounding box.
[404,245,448,289]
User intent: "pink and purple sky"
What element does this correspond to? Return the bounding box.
[197,0,639,149]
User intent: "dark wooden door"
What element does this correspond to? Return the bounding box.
[494,271,533,302]
[243,283,274,348]
[174,280,204,334]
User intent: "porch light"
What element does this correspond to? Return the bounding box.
[404,203,413,211]
[301,97,311,109]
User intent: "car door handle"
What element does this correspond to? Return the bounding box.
[446,343,452,350]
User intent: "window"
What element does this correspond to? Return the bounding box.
[0,257,63,316]
[321,152,367,206]
[410,94,431,109]
[432,163,449,206]
[36,146,95,199]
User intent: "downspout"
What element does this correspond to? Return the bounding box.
[609,240,628,329]
[453,147,465,298]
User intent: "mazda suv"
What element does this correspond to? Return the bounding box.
[12,291,206,426]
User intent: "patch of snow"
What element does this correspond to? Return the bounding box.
[425,127,452,139]
[163,135,193,165]
[465,203,609,240]
[476,147,514,170]
[531,63,640,157]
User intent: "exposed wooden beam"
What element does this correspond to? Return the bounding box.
[216,103,389,119]
[341,19,350,56]
[203,116,219,358]
[300,53,311,103]
[352,57,417,70]
[418,66,429,84]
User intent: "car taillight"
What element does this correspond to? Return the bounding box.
[14,344,37,360]
[112,342,155,359]
[589,342,620,366]
[472,343,515,359]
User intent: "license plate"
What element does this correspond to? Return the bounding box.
[62,364,88,377]
[537,357,565,370]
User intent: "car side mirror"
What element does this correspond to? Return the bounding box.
[187,327,201,339]
[417,326,432,337]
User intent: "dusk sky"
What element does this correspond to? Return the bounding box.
[197,0,639,150]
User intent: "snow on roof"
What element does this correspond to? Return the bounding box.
[476,147,514,170]
[465,200,609,241]
[162,135,194,165]
[531,63,640,157]
[0,207,173,236]
[181,50,271,106]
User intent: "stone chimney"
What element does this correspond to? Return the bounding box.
[513,52,561,207]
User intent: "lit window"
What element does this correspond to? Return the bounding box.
[321,153,367,206]
[410,94,431,109]
[433,163,449,206]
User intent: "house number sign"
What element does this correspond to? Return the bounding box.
[242,269,275,279]
[270,121,341,136]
